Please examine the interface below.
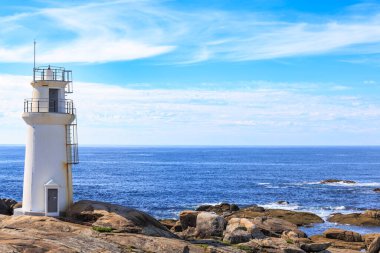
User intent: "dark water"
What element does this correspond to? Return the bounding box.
[1,146,380,235]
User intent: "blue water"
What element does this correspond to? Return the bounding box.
[1,146,380,235]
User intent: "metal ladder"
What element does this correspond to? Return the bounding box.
[66,115,79,164]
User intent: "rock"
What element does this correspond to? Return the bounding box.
[195,212,226,238]
[239,204,266,213]
[310,235,365,251]
[170,220,183,232]
[277,200,290,205]
[251,216,307,238]
[195,203,239,215]
[367,236,380,253]
[0,215,123,251]
[265,209,324,226]
[373,188,380,193]
[282,230,306,240]
[323,249,362,253]
[179,210,199,229]
[101,233,209,253]
[177,227,198,240]
[323,228,362,242]
[0,205,250,253]
[300,242,331,252]
[67,200,176,238]
[160,218,177,230]
[224,229,252,244]
[227,207,324,226]
[281,231,312,246]
[93,212,141,233]
[320,179,356,184]
[0,215,218,253]
[328,210,380,226]
[13,202,22,209]
[223,218,265,244]
[365,209,380,219]
[0,198,18,215]
[239,237,306,253]
[363,233,380,248]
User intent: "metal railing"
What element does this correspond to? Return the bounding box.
[33,66,74,93]
[24,98,75,114]
[34,66,72,82]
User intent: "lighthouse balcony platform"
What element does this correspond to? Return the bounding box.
[23,98,75,125]
[24,98,75,114]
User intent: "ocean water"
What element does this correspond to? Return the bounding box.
[1,146,380,235]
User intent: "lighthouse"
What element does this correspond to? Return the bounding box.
[15,65,79,216]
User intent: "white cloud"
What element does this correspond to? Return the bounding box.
[364,80,377,85]
[1,1,380,63]
[2,74,380,145]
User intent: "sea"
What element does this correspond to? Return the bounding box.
[1,146,380,235]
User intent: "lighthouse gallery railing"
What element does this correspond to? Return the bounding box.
[24,98,75,114]
[33,66,74,93]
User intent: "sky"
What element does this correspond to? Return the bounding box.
[1,0,380,145]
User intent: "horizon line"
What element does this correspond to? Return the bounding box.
[1,144,380,148]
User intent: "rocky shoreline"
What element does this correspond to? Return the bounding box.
[0,198,379,252]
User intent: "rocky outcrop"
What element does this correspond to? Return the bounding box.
[323,228,362,242]
[328,210,380,226]
[196,203,239,215]
[365,210,380,219]
[320,179,356,184]
[367,236,380,253]
[276,200,290,205]
[223,218,265,244]
[227,207,323,226]
[310,235,365,251]
[299,242,331,252]
[265,209,324,226]
[179,210,199,230]
[0,198,377,253]
[239,237,306,253]
[251,216,307,238]
[195,212,226,238]
[172,221,183,232]
[224,229,252,244]
[0,198,18,215]
[363,233,380,248]
[0,215,120,252]
[160,219,183,232]
[308,228,367,252]
[67,200,176,238]
[159,218,177,230]
[0,215,243,253]
[326,249,363,253]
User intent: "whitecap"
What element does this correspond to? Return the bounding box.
[334,206,346,210]
[323,182,380,187]
[290,181,380,187]
[193,202,223,208]
[260,202,300,211]
[300,206,361,220]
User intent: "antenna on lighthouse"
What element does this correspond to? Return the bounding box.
[33,40,36,82]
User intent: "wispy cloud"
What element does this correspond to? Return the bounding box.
[2,74,380,145]
[1,1,380,63]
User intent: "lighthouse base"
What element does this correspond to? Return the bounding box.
[13,208,61,217]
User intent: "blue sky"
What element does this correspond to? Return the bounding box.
[1,0,380,145]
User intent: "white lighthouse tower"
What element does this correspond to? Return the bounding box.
[15,65,79,216]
